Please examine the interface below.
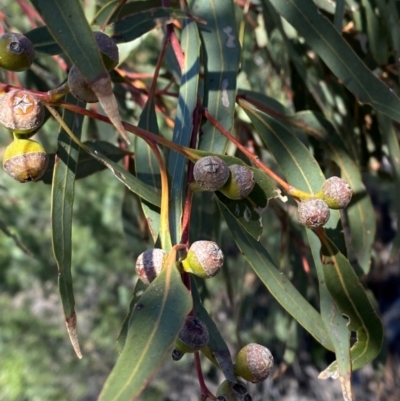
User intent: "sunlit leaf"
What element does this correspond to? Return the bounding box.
[99,261,192,401]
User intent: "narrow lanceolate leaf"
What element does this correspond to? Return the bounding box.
[219,203,334,351]
[188,0,241,152]
[292,111,375,274]
[168,20,200,244]
[268,0,400,124]
[98,261,192,401]
[192,278,237,383]
[307,231,352,400]
[136,98,162,243]
[31,0,128,143]
[51,97,84,359]
[319,234,384,371]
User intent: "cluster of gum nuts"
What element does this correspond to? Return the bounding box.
[135,242,274,400]
[0,31,119,182]
[297,177,353,228]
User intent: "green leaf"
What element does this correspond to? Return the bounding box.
[191,278,236,383]
[40,140,126,184]
[361,0,388,65]
[188,0,241,152]
[319,234,384,371]
[167,20,200,244]
[98,262,192,401]
[30,0,106,81]
[219,202,334,351]
[51,97,84,359]
[136,98,162,243]
[268,0,400,124]
[117,280,148,353]
[307,230,352,399]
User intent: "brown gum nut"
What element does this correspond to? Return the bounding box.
[193,156,230,191]
[321,176,352,209]
[135,248,167,285]
[0,90,44,133]
[297,198,330,228]
[68,65,99,103]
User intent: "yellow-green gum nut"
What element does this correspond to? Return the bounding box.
[93,31,119,71]
[0,32,35,72]
[220,164,255,200]
[0,90,44,134]
[193,156,230,191]
[3,139,48,182]
[135,248,167,285]
[181,240,224,279]
[320,176,352,209]
[67,65,98,103]
[297,198,330,228]
[216,380,252,401]
[172,316,209,361]
[234,343,274,383]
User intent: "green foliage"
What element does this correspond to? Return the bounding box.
[2,0,399,400]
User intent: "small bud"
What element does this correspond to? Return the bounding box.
[0,90,44,134]
[193,156,230,191]
[220,164,255,199]
[135,248,167,285]
[3,139,48,182]
[235,343,274,383]
[297,198,330,228]
[181,240,224,279]
[172,316,209,361]
[216,380,252,401]
[321,176,352,209]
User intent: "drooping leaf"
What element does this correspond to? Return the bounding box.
[219,202,334,351]
[99,261,192,401]
[51,96,84,359]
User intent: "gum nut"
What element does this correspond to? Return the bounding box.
[0,32,35,72]
[193,156,230,191]
[297,198,330,228]
[321,176,352,209]
[135,248,167,285]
